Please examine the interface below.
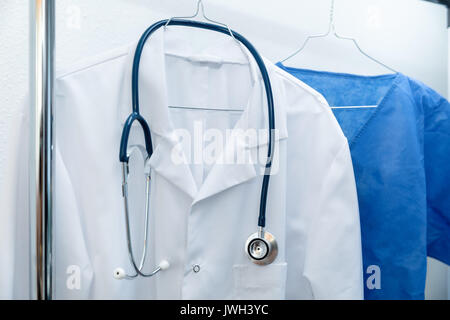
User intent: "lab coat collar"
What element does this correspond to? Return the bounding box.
[123,27,286,203]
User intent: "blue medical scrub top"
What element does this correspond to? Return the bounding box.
[277,63,450,300]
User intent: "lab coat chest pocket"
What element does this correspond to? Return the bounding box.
[232,263,287,300]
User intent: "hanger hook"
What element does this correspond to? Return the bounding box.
[198,0,206,19]
[329,0,336,33]
[164,0,202,27]
[280,0,396,72]
[164,0,236,41]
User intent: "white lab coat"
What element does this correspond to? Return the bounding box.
[15,27,363,299]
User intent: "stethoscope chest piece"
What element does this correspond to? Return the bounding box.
[245,228,278,265]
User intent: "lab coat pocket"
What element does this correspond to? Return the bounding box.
[232,263,287,300]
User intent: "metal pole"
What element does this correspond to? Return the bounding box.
[30,0,55,300]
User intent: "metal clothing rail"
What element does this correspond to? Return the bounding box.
[30,0,55,300]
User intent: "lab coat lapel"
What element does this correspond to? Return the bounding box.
[192,132,258,205]
[125,29,287,203]
[193,61,288,204]
[148,135,198,199]
[193,80,270,204]
[127,29,198,199]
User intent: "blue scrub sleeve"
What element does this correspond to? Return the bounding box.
[424,89,450,265]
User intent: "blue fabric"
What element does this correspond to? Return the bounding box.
[277,63,450,300]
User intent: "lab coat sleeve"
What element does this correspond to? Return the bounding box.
[302,141,364,299]
[424,90,450,265]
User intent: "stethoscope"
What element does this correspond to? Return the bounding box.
[114,19,276,280]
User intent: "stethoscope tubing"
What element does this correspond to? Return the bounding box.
[120,19,275,228]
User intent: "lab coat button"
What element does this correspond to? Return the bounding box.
[192,264,201,273]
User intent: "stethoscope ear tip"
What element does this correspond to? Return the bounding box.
[159,260,170,271]
[113,267,126,280]
[113,261,170,280]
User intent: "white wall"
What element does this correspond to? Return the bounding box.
[53,0,448,95]
[0,0,448,299]
[0,1,29,300]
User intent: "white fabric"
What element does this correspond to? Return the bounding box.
[0,98,29,299]
[13,27,363,299]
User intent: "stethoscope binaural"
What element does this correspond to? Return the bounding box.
[114,19,276,280]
